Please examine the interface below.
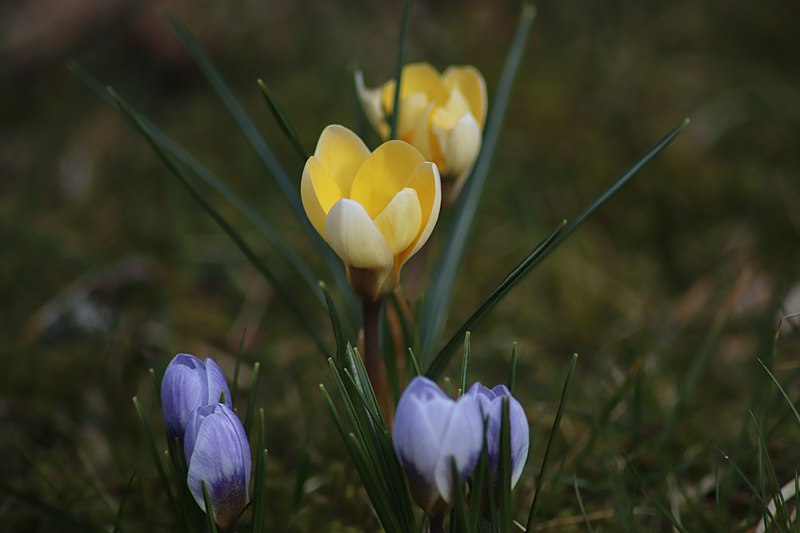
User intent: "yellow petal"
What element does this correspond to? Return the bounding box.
[398,162,441,265]
[301,157,336,236]
[430,88,471,131]
[396,92,431,141]
[355,71,390,139]
[443,65,487,127]
[313,125,370,196]
[350,140,425,218]
[380,62,449,114]
[432,112,482,182]
[324,199,393,271]
[373,188,422,255]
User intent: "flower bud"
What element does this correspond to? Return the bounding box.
[466,382,529,489]
[356,62,487,203]
[160,353,232,440]
[392,377,483,517]
[301,125,441,301]
[184,403,251,530]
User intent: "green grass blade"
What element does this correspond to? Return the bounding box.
[508,342,518,394]
[425,223,563,378]
[468,442,489,531]
[321,282,349,366]
[389,0,413,140]
[165,14,299,215]
[201,480,219,533]
[418,3,537,366]
[244,362,261,435]
[426,117,690,378]
[499,398,512,532]
[407,348,422,378]
[459,332,471,397]
[525,353,578,531]
[232,326,247,410]
[573,474,595,533]
[712,442,778,528]
[624,456,690,533]
[758,357,800,429]
[106,88,328,356]
[450,458,470,533]
[252,408,268,533]
[162,16,358,319]
[257,79,309,162]
[68,62,327,310]
[112,470,137,533]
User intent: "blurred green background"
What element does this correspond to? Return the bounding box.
[2,0,799,530]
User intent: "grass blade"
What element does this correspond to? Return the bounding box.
[389,0,413,140]
[758,357,800,429]
[425,223,563,378]
[165,14,298,215]
[573,474,595,533]
[418,3,537,366]
[132,397,179,524]
[201,480,219,533]
[105,87,328,356]
[257,79,309,162]
[244,362,261,435]
[163,15,358,319]
[459,332,471,396]
[525,353,578,531]
[508,342,518,394]
[499,398,512,532]
[426,117,690,378]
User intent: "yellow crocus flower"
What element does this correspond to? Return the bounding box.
[301,125,442,301]
[356,62,486,203]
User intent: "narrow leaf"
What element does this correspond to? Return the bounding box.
[525,353,578,531]
[201,480,220,533]
[419,3,537,365]
[389,0,413,140]
[758,357,800,429]
[459,332,471,397]
[106,87,328,355]
[257,79,309,162]
[163,16,359,319]
[426,117,690,378]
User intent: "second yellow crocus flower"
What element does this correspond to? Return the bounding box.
[301,125,441,301]
[356,62,486,203]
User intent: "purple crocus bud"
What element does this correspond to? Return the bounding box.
[466,382,529,489]
[392,377,483,517]
[184,403,251,530]
[161,353,232,440]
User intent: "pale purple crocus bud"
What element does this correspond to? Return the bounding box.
[161,353,232,440]
[392,377,483,518]
[184,403,251,530]
[466,382,529,489]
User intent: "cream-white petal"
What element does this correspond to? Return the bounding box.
[324,198,394,272]
[373,188,422,255]
[355,71,390,139]
[432,112,481,182]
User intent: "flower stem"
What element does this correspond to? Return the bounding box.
[362,297,390,420]
[429,515,445,533]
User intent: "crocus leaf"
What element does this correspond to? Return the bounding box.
[257,79,309,162]
[69,62,326,309]
[104,87,329,356]
[459,332,471,397]
[499,398,512,533]
[525,353,578,531]
[426,117,690,379]
[418,3,537,366]
[389,0,413,140]
[244,362,261,435]
[132,397,180,528]
[163,14,359,320]
[201,481,219,533]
